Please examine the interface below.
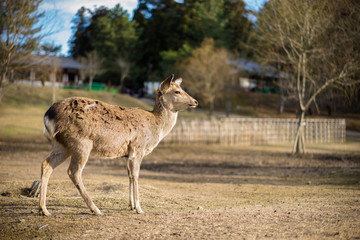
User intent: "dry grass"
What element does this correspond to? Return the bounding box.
[0,84,359,239]
[0,139,359,239]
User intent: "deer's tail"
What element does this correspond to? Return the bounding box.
[43,107,58,142]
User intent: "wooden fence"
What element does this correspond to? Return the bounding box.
[163,118,346,146]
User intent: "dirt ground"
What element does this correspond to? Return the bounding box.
[0,139,359,239]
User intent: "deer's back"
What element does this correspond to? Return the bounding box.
[45,97,158,158]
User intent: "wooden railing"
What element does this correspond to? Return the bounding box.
[163,118,346,145]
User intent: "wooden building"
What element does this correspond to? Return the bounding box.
[15,55,82,87]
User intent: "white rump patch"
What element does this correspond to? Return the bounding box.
[44,116,58,141]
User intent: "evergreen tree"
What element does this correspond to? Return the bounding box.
[69,4,138,86]
[69,7,90,58]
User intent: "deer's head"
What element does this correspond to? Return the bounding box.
[158,74,198,113]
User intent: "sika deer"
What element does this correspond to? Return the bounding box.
[39,74,198,216]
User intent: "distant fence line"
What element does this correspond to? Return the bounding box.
[163,118,346,146]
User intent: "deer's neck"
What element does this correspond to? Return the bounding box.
[152,93,178,140]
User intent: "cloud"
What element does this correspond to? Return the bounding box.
[243,0,266,11]
[41,0,137,15]
[39,0,138,55]
[120,0,139,16]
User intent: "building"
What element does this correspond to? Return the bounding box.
[230,58,281,93]
[14,55,82,87]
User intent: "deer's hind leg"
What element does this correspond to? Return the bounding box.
[67,143,103,215]
[39,144,69,216]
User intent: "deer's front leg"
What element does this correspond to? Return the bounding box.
[132,161,144,214]
[127,150,144,214]
[126,159,135,211]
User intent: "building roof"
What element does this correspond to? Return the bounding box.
[57,56,82,69]
[29,55,82,70]
[229,58,279,78]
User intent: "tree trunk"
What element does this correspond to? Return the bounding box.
[51,71,56,103]
[52,81,55,103]
[89,76,94,91]
[226,100,231,117]
[0,73,5,103]
[106,80,111,92]
[209,100,214,116]
[292,110,306,154]
[120,75,125,93]
[1,72,6,88]
[0,87,4,103]
[313,99,320,115]
[278,97,285,114]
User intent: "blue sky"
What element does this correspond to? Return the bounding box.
[39,0,266,56]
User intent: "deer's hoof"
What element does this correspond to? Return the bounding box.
[91,208,104,216]
[136,208,144,214]
[39,208,52,216]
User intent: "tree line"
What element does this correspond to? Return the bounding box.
[69,0,252,89]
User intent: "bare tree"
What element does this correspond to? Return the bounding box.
[77,51,104,91]
[117,57,130,93]
[0,0,44,101]
[255,0,360,154]
[179,38,235,115]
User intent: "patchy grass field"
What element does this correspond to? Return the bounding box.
[0,84,359,239]
[0,139,359,239]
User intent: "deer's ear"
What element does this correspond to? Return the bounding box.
[174,78,182,86]
[159,74,174,92]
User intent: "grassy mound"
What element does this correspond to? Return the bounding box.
[2,84,151,109]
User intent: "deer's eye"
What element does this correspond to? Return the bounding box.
[175,91,181,94]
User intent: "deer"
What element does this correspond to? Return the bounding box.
[39,74,198,216]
